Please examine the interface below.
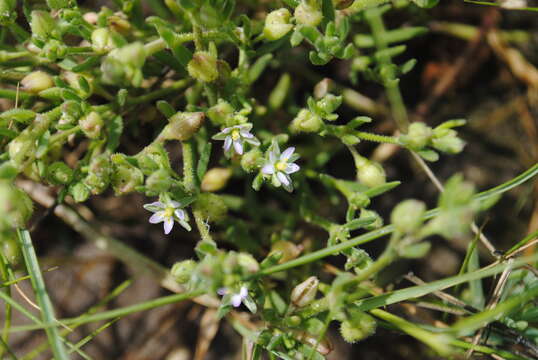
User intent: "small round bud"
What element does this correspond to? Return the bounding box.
[314,78,334,99]
[207,99,234,126]
[30,10,58,40]
[399,241,431,259]
[241,148,263,172]
[263,8,293,41]
[170,259,197,284]
[159,112,205,142]
[359,208,383,230]
[432,129,465,154]
[291,276,319,307]
[390,199,426,234]
[21,71,54,94]
[111,162,144,196]
[0,0,17,26]
[316,94,342,116]
[1,231,22,266]
[47,161,73,185]
[84,154,112,194]
[187,51,218,83]
[356,160,386,188]
[238,253,260,273]
[294,1,323,27]
[79,111,104,139]
[403,122,432,150]
[339,312,376,343]
[8,133,35,170]
[69,182,90,202]
[91,28,116,53]
[201,167,232,192]
[46,0,75,10]
[290,109,323,133]
[145,168,172,194]
[348,192,370,209]
[270,240,302,263]
[107,14,131,34]
[193,193,228,223]
[0,181,33,229]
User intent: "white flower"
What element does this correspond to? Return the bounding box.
[143,200,191,234]
[261,142,300,192]
[218,286,248,307]
[212,123,260,156]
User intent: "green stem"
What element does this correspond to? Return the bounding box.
[0,255,12,359]
[126,79,191,105]
[355,130,400,144]
[0,88,34,101]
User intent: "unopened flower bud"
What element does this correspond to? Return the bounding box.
[270,240,301,263]
[391,199,426,234]
[47,161,73,185]
[193,193,228,223]
[30,10,58,40]
[8,133,35,170]
[102,43,146,87]
[201,167,232,192]
[79,111,103,139]
[69,182,90,202]
[359,208,383,230]
[84,154,112,194]
[399,241,431,259]
[402,122,432,150]
[1,231,22,266]
[91,28,116,53]
[240,148,263,172]
[187,51,218,83]
[238,253,260,273]
[207,99,234,126]
[348,192,370,209]
[294,1,323,27]
[290,109,323,133]
[159,112,205,142]
[63,71,93,98]
[316,94,342,117]
[145,168,172,194]
[107,14,131,34]
[291,276,319,307]
[339,311,376,343]
[0,181,33,229]
[314,78,334,99]
[432,129,465,154]
[0,0,17,26]
[332,0,354,9]
[263,8,293,41]
[21,71,54,94]
[111,159,144,196]
[171,259,197,284]
[356,159,386,188]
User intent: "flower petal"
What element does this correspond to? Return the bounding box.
[170,200,181,208]
[231,294,242,307]
[217,288,228,295]
[143,201,165,212]
[163,217,174,234]
[222,127,233,134]
[239,123,253,131]
[175,209,186,220]
[280,147,295,160]
[212,132,228,140]
[233,140,244,155]
[239,286,248,298]
[245,137,260,146]
[224,136,232,152]
[269,148,278,163]
[179,220,192,232]
[283,181,294,193]
[240,130,254,138]
[149,212,165,224]
[277,172,290,186]
[262,164,275,175]
[285,163,300,174]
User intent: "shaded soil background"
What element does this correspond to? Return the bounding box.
[2,0,538,359]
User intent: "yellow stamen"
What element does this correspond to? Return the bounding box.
[164,207,175,218]
[231,129,240,141]
[275,161,287,171]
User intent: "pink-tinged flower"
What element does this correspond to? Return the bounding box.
[212,123,260,156]
[218,286,249,307]
[143,200,191,234]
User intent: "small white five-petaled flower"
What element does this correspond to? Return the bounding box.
[212,123,260,156]
[218,286,248,307]
[262,143,300,192]
[143,201,191,234]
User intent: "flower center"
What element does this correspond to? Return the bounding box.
[231,129,240,141]
[275,161,287,171]
[164,207,175,219]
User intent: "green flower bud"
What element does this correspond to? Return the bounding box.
[316,94,342,117]
[30,10,58,41]
[290,109,323,133]
[135,144,170,175]
[348,192,370,209]
[102,43,146,87]
[238,253,260,273]
[8,133,35,170]
[432,129,465,154]
[111,159,144,196]
[390,199,426,234]
[291,276,319,307]
[187,51,218,83]
[170,259,197,284]
[401,122,432,150]
[21,71,54,94]
[241,148,263,172]
[207,99,234,126]
[201,167,232,192]
[332,0,354,9]
[69,182,90,202]
[145,168,172,194]
[159,112,205,142]
[270,240,302,263]
[294,1,323,27]
[339,311,376,343]
[0,181,33,229]
[62,71,94,98]
[193,193,228,223]
[399,241,431,259]
[0,0,17,26]
[79,112,104,139]
[46,161,73,185]
[1,231,22,266]
[359,208,383,230]
[91,28,116,53]
[263,8,293,41]
[314,78,334,99]
[356,159,386,188]
[46,0,75,10]
[84,154,112,194]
